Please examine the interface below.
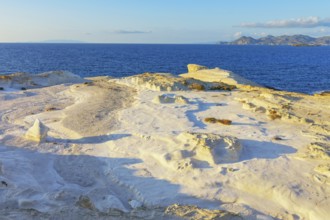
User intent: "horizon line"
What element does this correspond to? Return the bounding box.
[0,42,218,45]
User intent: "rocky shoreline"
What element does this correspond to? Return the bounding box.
[0,65,329,219]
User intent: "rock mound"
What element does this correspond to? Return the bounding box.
[0,71,85,90]
[187,64,208,73]
[139,133,242,172]
[236,91,318,124]
[116,73,235,91]
[32,71,85,87]
[153,94,188,104]
[116,73,187,91]
[178,132,242,164]
[181,66,261,87]
[25,119,49,142]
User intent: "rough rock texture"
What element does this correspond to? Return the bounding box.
[187,64,208,73]
[314,164,330,176]
[235,86,330,192]
[165,204,241,220]
[178,132,242,164]
[235,89,330,138]
[153,94,188,104]
[115,73,188,91]
[25,119,49,142]
[298,142,330,160]
[115,72,235,91]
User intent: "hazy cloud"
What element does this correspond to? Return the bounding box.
[239,17,330,28]
[233,31,242,38]
[303,27,330,37]
[253,32,268,37]
[318,28,329,33]
[114,30,152,34]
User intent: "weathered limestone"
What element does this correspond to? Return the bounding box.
[165,204,240,219]
[153,94,188,104]
[299,142,330,160]
[116,72,235,91]
[25,119,49,142]
[187,64,208,73]
[0,71,85,90]
[181,66,261,87]
[179,132,242,164]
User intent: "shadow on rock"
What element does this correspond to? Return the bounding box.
[240,139,297,161]
[0,144,236,219]
[49,133,131,144]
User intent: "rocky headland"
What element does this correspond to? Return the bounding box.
[219,34,330,46]
[0,65,329,219]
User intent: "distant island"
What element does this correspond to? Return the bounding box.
[39,40,86,44]
[219,35,330,46]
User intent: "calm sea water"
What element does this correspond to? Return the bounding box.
[0,43,329,94]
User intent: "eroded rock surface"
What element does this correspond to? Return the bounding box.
[165,204,241,220]
[115,72,235,91]
[181,65,261,88]
[179,132,242,164]
[153,94,189,104]
[25,119,49,142]
[187,64,209,73]
[0,71,85,90]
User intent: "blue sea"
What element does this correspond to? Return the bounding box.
[0,43,329,94]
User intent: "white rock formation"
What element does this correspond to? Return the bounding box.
[153,94,188,104]
[0,71,85,90]
[181,66,261,87]
[25,119,49,142]
[116,73,188,91]
[33,71,85,87]
[187,64,208,73]
[178,132,242,164]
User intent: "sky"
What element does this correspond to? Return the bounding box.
[0,0,330,43]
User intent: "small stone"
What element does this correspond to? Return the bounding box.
[272,135,283,141]
[217,119,232,125]
[204,118,232,125]
[45,106,57,111]
[204,117,218,123]
[227,168,234,172]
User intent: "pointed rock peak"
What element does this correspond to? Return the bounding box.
[25,119,49,142]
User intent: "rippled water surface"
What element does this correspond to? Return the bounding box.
[0,43,329,93]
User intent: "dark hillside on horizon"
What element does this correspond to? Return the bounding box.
[219,35,330,46]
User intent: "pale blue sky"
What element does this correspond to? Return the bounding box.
[0,0,330,43]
